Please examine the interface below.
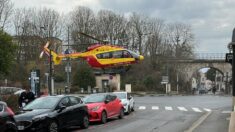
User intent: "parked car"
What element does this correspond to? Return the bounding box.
[113,92,135,114]
[0,101,18,132]
[14,95,89,132]
[199,88,208,94]
[83,93,124,124]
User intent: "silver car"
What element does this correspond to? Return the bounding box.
[113,92,134,114]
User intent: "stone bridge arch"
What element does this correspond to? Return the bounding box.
[172,60,232,90]
[177,60,232,81]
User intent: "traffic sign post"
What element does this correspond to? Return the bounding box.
[161,76,169,94]
[228,28,235,111]
[225,53,233,64]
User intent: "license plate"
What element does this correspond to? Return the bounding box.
[18,126,24,130]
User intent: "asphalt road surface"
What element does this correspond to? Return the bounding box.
[73,95,232,132]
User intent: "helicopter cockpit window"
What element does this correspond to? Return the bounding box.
[127,50,139,58]
[123,50,132,58]
[112,51,123,58]
[96,52,111,59]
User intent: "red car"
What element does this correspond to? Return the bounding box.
[84,93,124,123]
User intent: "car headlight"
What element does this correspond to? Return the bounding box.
[91,106,101,111]
[32,113,48,121]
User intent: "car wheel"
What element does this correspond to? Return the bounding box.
[118,108,124,119]
[81,115,89,129]
[101,111,107,124]
[48,121,58,132]
[131,104,135,111]
[126,105,131,115]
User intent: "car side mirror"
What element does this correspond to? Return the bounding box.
[58,105,66,112]
[128,96,132,100]
[105,100,110,104]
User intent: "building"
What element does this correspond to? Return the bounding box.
[191,77,197,90]
[95,74,121,92]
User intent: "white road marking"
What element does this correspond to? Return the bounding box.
[203,108,211,112]
[184,111,212,132]
[192,107,202,112]
[152,106,159,110]
[178,107,188,111]
[165,106,173,111]
[138,106,146,110]
[222,111,232,114]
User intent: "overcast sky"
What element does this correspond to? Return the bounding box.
[11,0,235,53]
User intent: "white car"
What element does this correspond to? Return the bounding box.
[113,92,134,114]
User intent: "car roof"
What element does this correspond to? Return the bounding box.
[0,101,7,106]
[88,93,118,96]
[113,91,127,94]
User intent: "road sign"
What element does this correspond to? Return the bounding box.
[162,76,169,83]
[225,53,233,64]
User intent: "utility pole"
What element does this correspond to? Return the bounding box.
[65,26,71,94]
[177,72,179,94]
[48,50,52,95]
[228,28,235,110]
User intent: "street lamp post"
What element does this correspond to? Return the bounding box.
[48,49,52,95]
[228,28,235,110]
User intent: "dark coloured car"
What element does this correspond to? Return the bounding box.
[14,95,89,132]
[0,101,17,132]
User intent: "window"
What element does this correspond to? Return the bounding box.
[59,97,70,107]
[110,94,117,101]
[96,52,112,59]
[127,93,131,99]
[0,104,3,112]
[105,95,112,101]
[69,97,81,106]
[112,51,123,58]
[123,50,132,58]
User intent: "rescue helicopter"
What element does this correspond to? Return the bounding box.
[39,33,144,69]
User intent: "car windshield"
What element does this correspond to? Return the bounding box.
[114,93,126,99]
[0,104,3,112]
[83,94,105,103]
[24,96,61,110]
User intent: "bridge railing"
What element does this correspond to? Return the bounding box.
[193,53,226,60]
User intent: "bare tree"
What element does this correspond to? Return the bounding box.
[69,6,95,50]
[165,23,195,59]
[128,13,148,55]
[145,18,165,64]
[95,10,127,45]
[0,0,13,30]
[12,8,63,63]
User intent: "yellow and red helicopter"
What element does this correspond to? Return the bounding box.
[39,33,144,69]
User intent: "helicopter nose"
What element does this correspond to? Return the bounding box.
[139,55,144,60]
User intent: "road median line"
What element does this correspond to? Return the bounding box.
[184,111,212,132]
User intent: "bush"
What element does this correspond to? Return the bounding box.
[54,73,65,82]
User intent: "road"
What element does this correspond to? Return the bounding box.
[73,95,232,132]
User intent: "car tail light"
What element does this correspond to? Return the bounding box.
[6,107,14,116]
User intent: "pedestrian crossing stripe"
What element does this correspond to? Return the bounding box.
[222,111,232,114]
[178,107,188,111]
[203,108,211,112]
[137,106,230,113]
[137,106,217,112]
[192,107,202,112]
[165,106,173,111]
[138,106,146,110]
[152,106,159,110]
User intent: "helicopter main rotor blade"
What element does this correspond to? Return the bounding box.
[78,32,107,43]
[39,51,44,59]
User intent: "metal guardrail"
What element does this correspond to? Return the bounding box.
[194,53,226,60]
